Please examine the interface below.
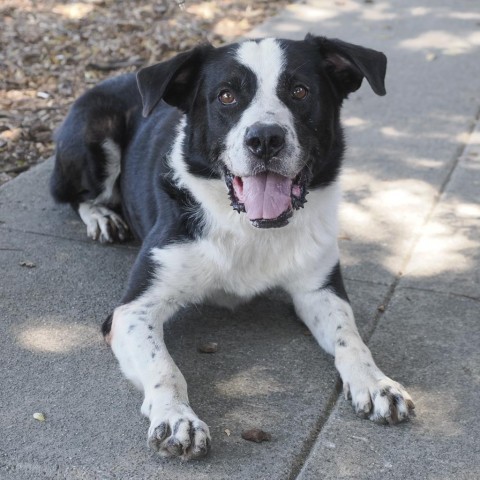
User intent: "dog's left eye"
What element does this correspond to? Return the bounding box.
[292,85,308,100]
[218,90,237,105]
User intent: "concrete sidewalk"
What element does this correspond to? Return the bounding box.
[1,0,479,478]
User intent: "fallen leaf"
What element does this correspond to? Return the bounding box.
[241,428,272,443]
[198,342,218,353]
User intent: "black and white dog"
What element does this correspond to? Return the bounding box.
[51,35,414,460]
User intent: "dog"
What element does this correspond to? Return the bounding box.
[50,34,415,460]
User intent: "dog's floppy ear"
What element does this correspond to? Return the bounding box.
[306,34,387,97]
[137,44,213,117]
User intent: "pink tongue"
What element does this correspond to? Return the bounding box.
[240,172,292,220]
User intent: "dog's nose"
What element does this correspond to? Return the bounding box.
[245,123,285,160]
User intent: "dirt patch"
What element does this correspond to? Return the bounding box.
[0,0,290,186]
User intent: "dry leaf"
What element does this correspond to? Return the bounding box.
[241,428,272,443]
[0,0,290,187]
[198,342,218,353]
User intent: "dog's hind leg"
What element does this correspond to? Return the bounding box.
[75,139,129,243]
[51,83,134,243]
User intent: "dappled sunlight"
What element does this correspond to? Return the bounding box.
[448,11,480,21]
[13,318,100,353]
[343,116,371,130]
[404,157,444,169]
[413,390,464,437]
[458,126,480,146]
[276,0,397,27]
[340,153,479,280]
[361,179,437,213]
[410,7,431,17]
[52,2,95,19]
[283,2,341,22]
[340,167,451,275]
[215,365,285,397]
[406,198,479,278]
[380,126,408,138]
[342,169,438,218]
[360,1,396,22]
[400,30,480,55]
[186,1,217,20]
[342,178,434,227]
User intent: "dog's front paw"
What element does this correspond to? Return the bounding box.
[147,406,211,460]
[343,376,415,425]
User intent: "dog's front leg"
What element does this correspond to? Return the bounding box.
[290,263,415,424]
[108,299,210,459]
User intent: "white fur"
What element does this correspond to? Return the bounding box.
[77,201,128,243]
[77,139,128,242]
[150,191,339,302]
[111,301,210,459]
[289,287,414,423]
[95,138,121,205]
[166,116,342,298]
[107,39,414,458]
[222,38,303,177]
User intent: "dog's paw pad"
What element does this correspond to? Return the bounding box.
[147,412,210,460]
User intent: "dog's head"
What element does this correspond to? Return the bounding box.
[137,35,387,228]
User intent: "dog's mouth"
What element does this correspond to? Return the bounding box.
[224,167,309,228]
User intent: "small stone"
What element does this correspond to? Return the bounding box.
[198,342,218,353]
[33,412,45,422]
[377,305,385,312]
[241,428,272,443]
[224,428,231,436]
[20,261,36,268]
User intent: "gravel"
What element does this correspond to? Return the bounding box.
[0,0,290,186]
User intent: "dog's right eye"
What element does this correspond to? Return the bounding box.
[292,85,308,100]
[218,90,237,105]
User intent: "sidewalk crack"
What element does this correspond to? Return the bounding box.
[288,106,480,479]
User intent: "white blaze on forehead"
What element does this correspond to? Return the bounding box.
[222,38,302,178]
[235,38,285,97]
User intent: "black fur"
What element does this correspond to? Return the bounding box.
[51,74,141,207]
[51,35,386,324]
[322,262,350,303]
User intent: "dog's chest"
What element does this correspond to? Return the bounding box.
[153,187,339,300]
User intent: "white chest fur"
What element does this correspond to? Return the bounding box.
[151,183,342,302]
